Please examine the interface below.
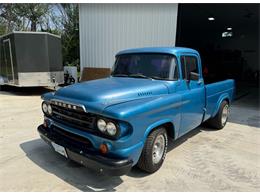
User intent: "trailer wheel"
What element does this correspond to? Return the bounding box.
[208,100,229,130]
[137,127,168,173]
[0,85,6,91]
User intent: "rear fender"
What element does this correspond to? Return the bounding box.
[212,93,230,117]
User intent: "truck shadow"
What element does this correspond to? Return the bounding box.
[127,126,202,178]
[20,139,123,192]
[229,88,260,128]
[125,125,213,178]
[20,125,211,191]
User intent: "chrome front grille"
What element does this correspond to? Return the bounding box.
[50,103,96,132]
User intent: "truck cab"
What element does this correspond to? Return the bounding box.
[38,47,235,175]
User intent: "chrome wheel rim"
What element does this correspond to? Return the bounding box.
[152,134,165,164]
[221,105,229,126]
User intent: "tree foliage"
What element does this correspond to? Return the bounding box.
[0,4,21,33]
[57,4,79,67]
[0,3,79,67]
[14,4,49,31]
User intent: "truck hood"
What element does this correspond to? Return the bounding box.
[54,77,169,106]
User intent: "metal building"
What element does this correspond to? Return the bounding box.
[79,4,178,71]
[79,4,259,95]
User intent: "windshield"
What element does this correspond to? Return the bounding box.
[111,53,178,80]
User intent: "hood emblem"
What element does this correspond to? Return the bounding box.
[51,99,86,112]
[138,91,153,96]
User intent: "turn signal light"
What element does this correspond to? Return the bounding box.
[99,143,108,154]
[43,119,48,127]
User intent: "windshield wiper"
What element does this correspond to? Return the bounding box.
[112,73,153,80]
[128,74,152,79]
[112,74,129,77]
[150,76,169,80]
[113,73,170,80]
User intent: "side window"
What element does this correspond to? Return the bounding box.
[170,57,179,80]
[180,56,187,79]
[186,56,198,74]
[173,64,179,79]
[180,55,199,80]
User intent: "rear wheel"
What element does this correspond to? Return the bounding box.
[137,127,168,173]
[207,100,229,129]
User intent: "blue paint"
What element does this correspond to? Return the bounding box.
[41,47,235,166]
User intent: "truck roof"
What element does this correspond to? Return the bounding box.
[116,47,199,56]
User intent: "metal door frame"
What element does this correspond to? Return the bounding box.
[3,39,15,83]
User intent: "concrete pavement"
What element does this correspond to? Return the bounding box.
[0,87,259,191]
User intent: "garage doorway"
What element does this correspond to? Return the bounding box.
[176,4,260,100]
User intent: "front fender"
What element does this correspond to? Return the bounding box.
[103,94,182,143]
[41,92,55,101]
[144,119,177,140]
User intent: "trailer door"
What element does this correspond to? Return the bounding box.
[3,39,14,83]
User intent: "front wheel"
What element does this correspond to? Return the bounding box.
[137,127,168,173]
[207,100,229,130]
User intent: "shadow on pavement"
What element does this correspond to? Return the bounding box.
[20,126,205,190]
[229,88,260,128]
[0,86,54,96]
[167,127,201,151]
[20,139,123,192]
[127,126,203,178]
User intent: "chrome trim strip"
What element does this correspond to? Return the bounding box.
[50,99,87,112]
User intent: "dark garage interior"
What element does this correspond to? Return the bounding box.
[176,4,260,100]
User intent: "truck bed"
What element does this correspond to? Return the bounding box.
[204,79,235,121]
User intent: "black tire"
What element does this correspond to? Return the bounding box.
[207,100,229,130]
[137,127,168,173]
[0,85,6,91]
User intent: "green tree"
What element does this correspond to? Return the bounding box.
[0,3,80,68]
[14,4,49,31]
[57,4,79,67]
[0,4,51,33]
[0,4,21,33]
[0,16,7,34]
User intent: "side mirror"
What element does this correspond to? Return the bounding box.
[189,72,199,81]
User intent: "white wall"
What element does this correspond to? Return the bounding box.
[79,4,178,70]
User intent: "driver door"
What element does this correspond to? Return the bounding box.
[179,54,205,136]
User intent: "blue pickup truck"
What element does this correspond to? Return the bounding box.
[38,47,235,175]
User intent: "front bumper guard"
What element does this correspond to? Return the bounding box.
[37,125,133,176]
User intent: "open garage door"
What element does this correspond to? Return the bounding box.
[176,4,260,100]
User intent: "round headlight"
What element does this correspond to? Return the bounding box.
[106,122,117,136]
[42,102,48,114]
[47,104,52,115]
[97,119,107,132]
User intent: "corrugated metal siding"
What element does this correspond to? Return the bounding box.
[79,4,178,70]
